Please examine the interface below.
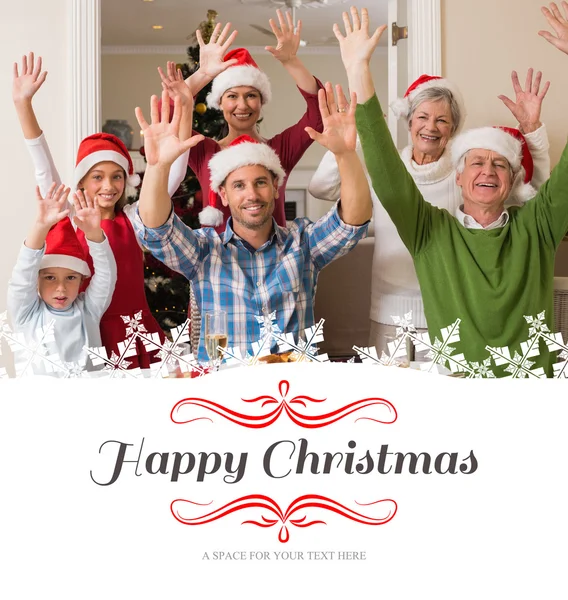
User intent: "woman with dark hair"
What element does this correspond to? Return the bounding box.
[160,11,323,230]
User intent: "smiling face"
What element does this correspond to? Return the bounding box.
[38,267,83,310]
[78,161,125,214]
[219,86,262,133]
[218,164,278,232]
[456,149,514,212]
[409,99,453,162]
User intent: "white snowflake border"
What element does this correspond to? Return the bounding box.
[221,311,329,367]
[353,310,568,379]
[0,310,203,379]
[1,307,566,379]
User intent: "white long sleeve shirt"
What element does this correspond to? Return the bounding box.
[25,133,188,209]
[7,236,117,373]
[308,126,551,328]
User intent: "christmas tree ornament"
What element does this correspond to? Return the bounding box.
[195,102,207,115]
[201,9,218,44]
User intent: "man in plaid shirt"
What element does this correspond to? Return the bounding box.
[133,83,372,362]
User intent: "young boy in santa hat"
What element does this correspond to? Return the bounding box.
[7,183,117,372]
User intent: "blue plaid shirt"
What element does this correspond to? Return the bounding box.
[133,204,368,361]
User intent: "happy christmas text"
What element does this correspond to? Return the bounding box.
[90,437,478,486]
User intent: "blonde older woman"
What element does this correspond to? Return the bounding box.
[309,67,550,354]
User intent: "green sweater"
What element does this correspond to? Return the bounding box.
[356,94,568,377]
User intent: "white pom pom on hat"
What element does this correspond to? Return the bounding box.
[198,200,225,228]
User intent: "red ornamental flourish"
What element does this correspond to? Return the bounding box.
[170,380,397,428]
[170,494,398,543]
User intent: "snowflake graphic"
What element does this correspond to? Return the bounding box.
[137,320,205,378]
[255,309,282,341]
[392,311,417,337]
[272,320,329,363]
[485,311,563,379]
[0,316,96,378]
[553,348,568,379]
[221,346,254,367]
[353,331,410,367]
[0,306,565,380]
[0,311,11,334]
[84,337,141,378]
[60,359,90,379]
[121,310,148,338]
[525,311,550,337]
[486,338,545,378]
[538,328,568,379]
[222,316,328,366]
[221,310,283,366]
[3,321,67,377]
[410,319,476,376]
[354,311,417,368]
[468,358,496,379]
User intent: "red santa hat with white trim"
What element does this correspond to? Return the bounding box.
[206,48,272,110]
[40,217,91,277]
[74,133,140,190]
[451,126,536,203]
[390,74,467,133]
[199,135,286,227]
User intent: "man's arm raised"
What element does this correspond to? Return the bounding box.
[333,7,385,105]
[134,91,204,228]
[305,83,371,225]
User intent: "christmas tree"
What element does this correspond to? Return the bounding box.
[134,10,226,331]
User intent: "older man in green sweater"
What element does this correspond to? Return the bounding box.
[334,7,568,376]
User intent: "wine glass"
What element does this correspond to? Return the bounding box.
[204,311,228,372]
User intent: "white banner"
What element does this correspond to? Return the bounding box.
[1,364,567,599]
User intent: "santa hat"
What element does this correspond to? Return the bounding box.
[451,126,536,202]
[74,133,140,189]
[390,74,467,133]
[206,48,272,110]
[40,217,91,277]
[199,135,286,227]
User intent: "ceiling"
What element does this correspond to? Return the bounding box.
[102,0,389,49]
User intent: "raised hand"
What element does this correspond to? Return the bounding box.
[333,7,386,71]
[35,183,70,229]
[25,183,70,250]
[539,2,568,54]
[196,22,238,80]
[13,52,47,104]
[73,190,103,242]
[305,82,357,155]
[498,69,550,133]
[266,9,301,63]
[135,91,204,168]
[158,61,192,105]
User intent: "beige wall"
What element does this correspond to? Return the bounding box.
[442,0,566,164]
[101,50,389,168]
[441,0,568,274]
[0,0,71,371]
